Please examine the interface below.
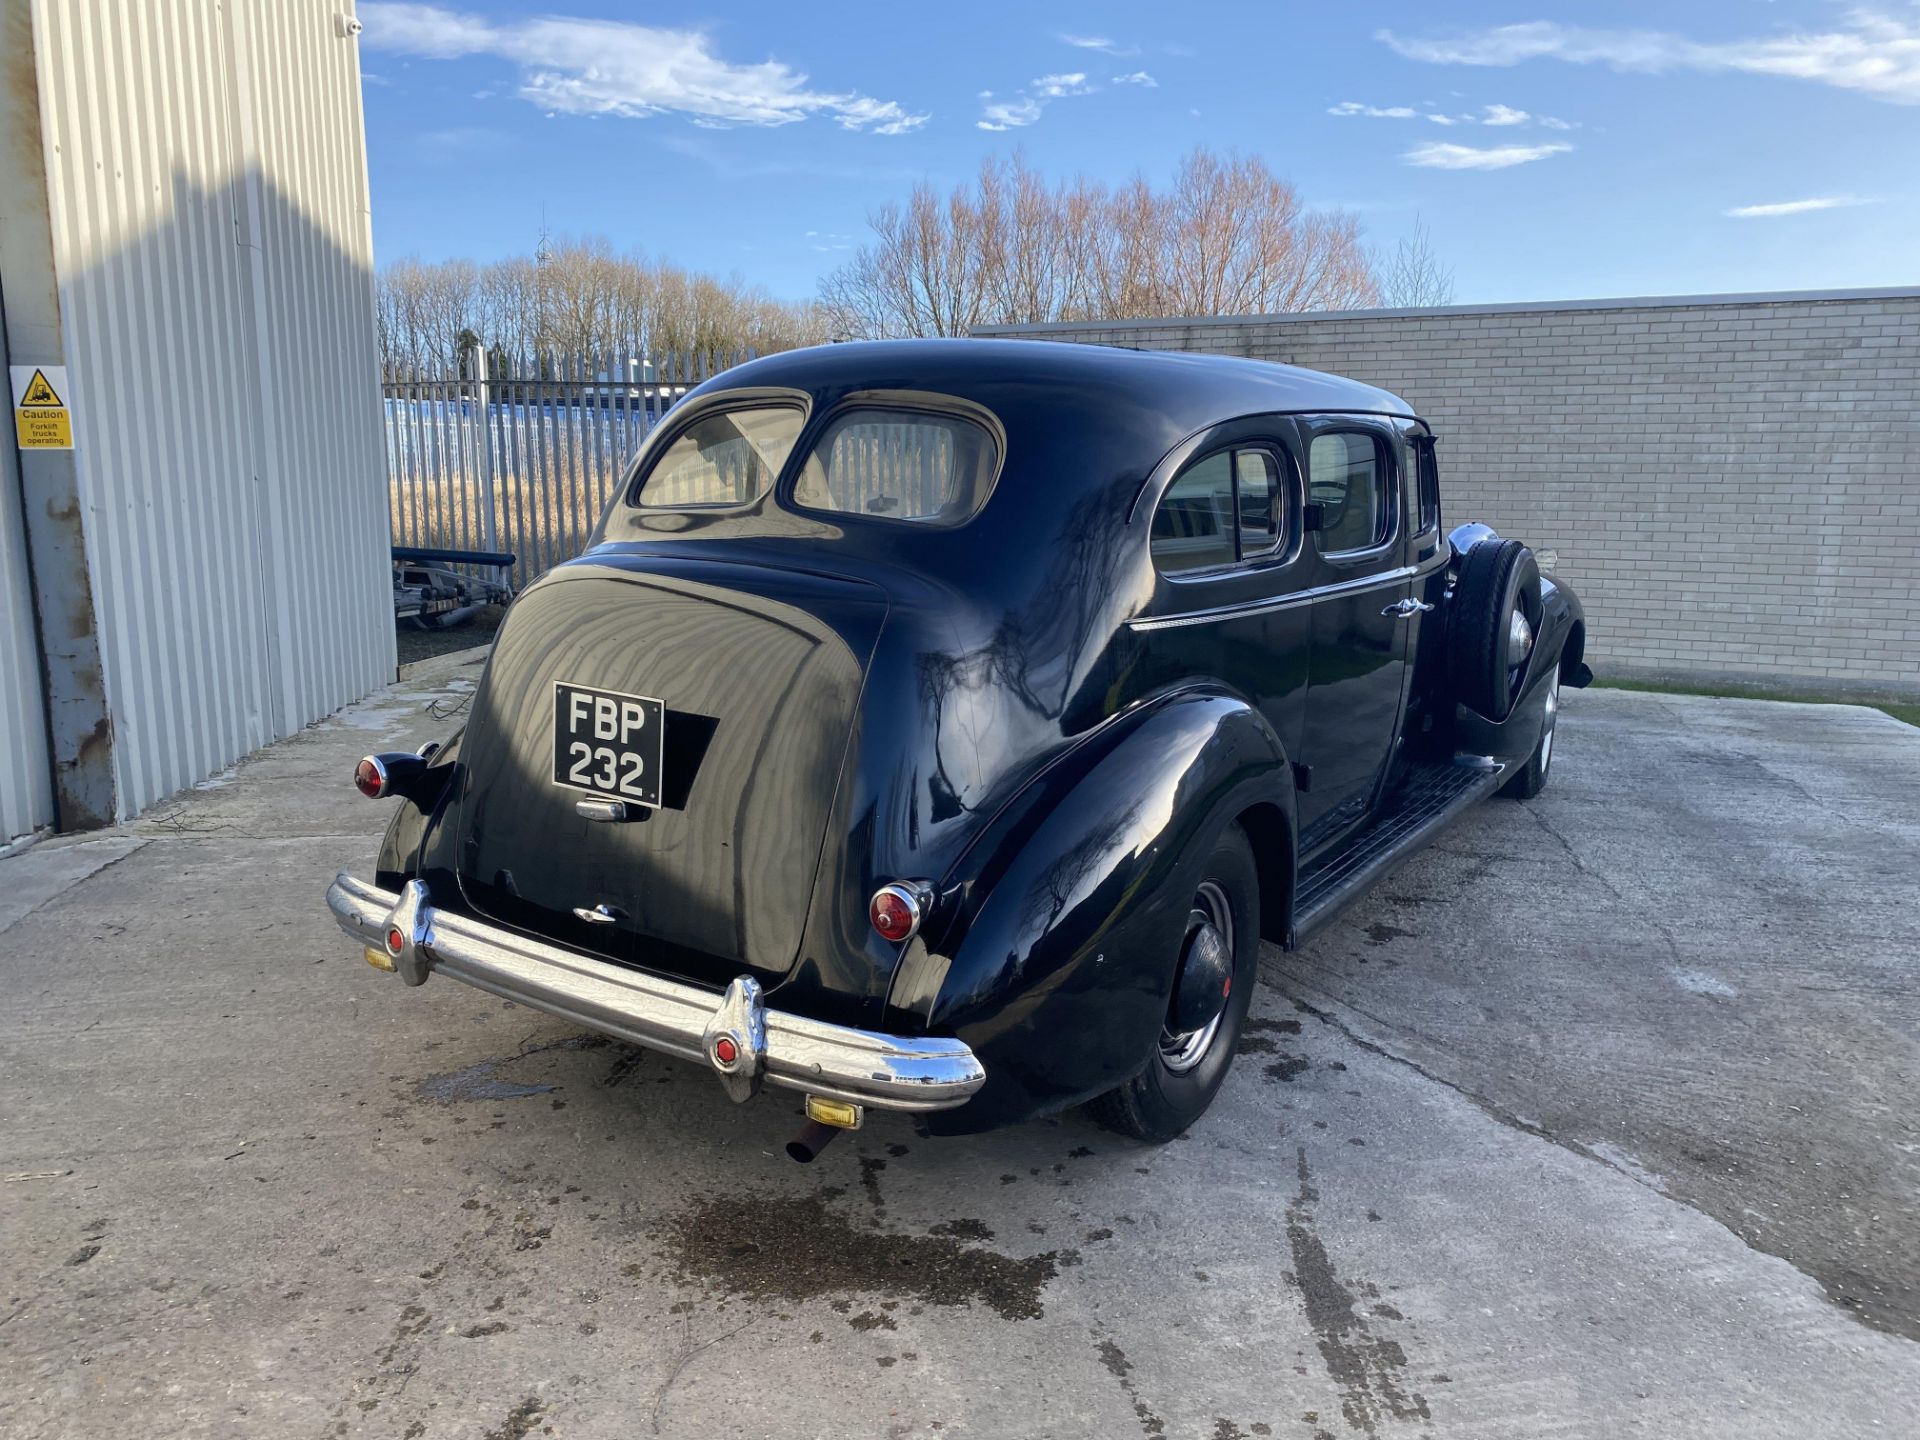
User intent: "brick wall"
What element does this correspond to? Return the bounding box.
[976,290,1920,699]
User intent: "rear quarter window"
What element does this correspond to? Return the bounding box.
[1309,431,1391,552]
[633,405,804,508]
[791,409,998,526]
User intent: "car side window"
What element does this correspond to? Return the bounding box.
[1235,450,1284,557]
[1309,432,1391,553]
[1414,438,1440,535]
[1151,444,1294,576]
[1151,451,1236,573]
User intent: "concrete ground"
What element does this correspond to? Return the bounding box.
[2,658,1916,1440]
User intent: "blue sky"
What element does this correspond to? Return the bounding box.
[357,1,1920,306]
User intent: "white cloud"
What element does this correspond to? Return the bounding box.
[978,69,1125,129]
[1725,195,1878,218]
[1329,101,1419,118]
[1379,11,1920,105]
[1335,98,1570,128]
[1114,71,1159,87]
[1404,140,1573,170]
[359,2,928,132]
[1033,72,1094,98]
[977,94,1044,130]
[1058,33,1137,57]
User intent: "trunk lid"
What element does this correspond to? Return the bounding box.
[452,554,887,988]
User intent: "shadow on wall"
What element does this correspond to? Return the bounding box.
[41,165,395,824]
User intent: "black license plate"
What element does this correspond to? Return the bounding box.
[552,681,665,808]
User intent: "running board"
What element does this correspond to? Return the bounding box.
[1290,757,1508,944]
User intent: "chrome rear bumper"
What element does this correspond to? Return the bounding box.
[324,873,984,1113]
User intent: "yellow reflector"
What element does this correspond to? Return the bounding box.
[364,946,396,972]
[804,1095,863,1130]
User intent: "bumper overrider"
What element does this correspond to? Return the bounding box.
[324,874,985,1114]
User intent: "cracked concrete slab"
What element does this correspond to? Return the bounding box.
[0,836,147,935]
[1278,689,1920,1345]
[1,678,1916,1438]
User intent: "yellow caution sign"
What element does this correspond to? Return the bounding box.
[11,364,74,449]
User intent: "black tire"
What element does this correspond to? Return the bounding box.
[1086,825,1260,1144]
[1450,539,1542,722]
[1500,666,1561,800]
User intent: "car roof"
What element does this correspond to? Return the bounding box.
[710,338,1418,428]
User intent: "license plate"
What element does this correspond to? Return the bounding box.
[552,681,665,808]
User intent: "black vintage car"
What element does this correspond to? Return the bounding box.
[327,340,1589,1156]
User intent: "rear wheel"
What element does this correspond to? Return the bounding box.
[1087,825,1260,1143]
[1501,667,1561,800]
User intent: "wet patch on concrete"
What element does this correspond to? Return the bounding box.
[929,1218,994,1242]
[1263,1056,1311,1083]
[479,1396,546,1440]
[1246,1018,1302,1037]
[414,1033,608,1103]
[1363,922,1416,946]
[599,1044,647,1088]
[1285,1148,1429,1434]
[655,1192,1063,1321]
[1239,1017,1303,1057]
[1095,1336,1165,1437]
[857,1153,888,1215]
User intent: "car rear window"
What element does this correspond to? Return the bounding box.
[791,410,998,526]
[633,405,805,508]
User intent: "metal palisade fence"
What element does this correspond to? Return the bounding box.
[382,348,753,586]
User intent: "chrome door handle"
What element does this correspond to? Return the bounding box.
[1382,598,1435,618]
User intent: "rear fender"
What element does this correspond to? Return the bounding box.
[375,727,466,888]
[901,689,1293,1133]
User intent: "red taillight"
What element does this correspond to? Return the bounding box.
[712,1035,739,1066]
[354,756,387,799]
[869,885,921,944]
[385,926,405,955]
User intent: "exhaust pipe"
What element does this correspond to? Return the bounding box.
[785,1119,843,1163]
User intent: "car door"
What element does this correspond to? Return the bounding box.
[1134,430,1311,764]
[1294,417,1411,853]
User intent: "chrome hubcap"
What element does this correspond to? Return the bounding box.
[1540,670,1560,770]
[1161,881,1232,1073]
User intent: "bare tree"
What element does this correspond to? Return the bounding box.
[375,239,828,372]
[1378,219,1457,309]
[820,148,1382,338]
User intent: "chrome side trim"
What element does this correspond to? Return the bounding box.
[1130,551,1447,634]
[325,873,986,1113]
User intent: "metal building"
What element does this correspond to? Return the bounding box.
[2,0,393,849]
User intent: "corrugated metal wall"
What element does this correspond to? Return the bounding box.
[27,0,392,820]
[0,434,53,848]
